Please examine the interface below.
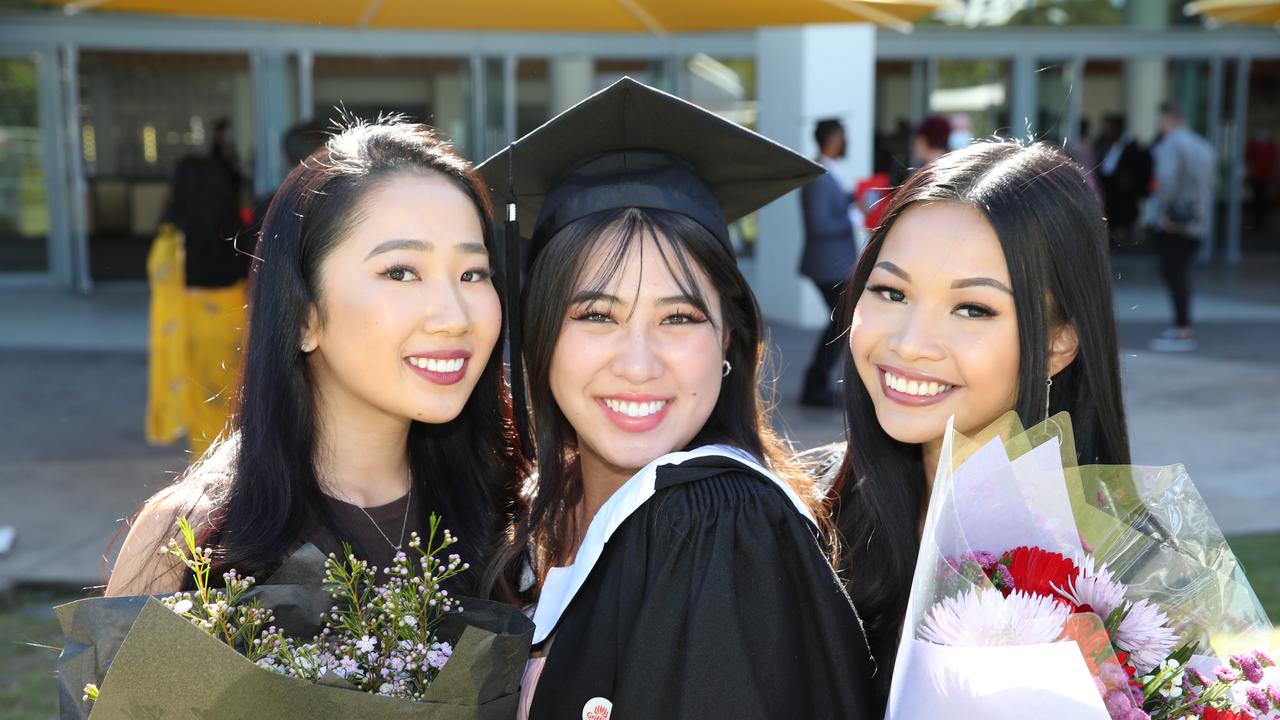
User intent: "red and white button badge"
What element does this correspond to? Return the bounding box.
[582,697,612,720]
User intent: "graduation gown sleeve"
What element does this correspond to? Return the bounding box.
[529,458,875,720]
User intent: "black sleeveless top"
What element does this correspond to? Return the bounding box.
[303,491,431,581]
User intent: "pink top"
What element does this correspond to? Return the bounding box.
[516,656,548,720]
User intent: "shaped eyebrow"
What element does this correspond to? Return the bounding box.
[364,239,488,261]
[874,261,1012,295]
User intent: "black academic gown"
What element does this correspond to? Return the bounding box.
[528,449,875,720]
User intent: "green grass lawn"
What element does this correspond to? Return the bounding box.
[1,535,1276,719]
[0,586,86,720]
[1227,532,1280,624]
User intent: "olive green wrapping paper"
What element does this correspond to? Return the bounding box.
[55,544,533,720]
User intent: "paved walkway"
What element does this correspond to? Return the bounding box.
[1,255,1277,592]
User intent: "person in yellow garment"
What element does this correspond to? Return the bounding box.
[146,153,250,456]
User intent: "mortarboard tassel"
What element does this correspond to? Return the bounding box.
[504,147,532,460]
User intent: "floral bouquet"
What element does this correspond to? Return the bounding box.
[56,516,533,720]
[887,412,1278,720]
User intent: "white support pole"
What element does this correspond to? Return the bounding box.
[1065,55,1085,147]
[297,48,314,121]
[1011,53,1037,140]
[34,44,73,289]
[549,56,594,114]
[470,53,485,161]
[1201,55,1224,263]
[58,43,92,293]
[503,53,517,147]
[1224,56,1249,265]
[250,49,290,197]
[755,24,875,329]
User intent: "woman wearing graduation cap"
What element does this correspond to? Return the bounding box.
[479,78,874,720]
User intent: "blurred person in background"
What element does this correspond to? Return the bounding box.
[1148,100,1214,353]
[800,118,859,408]
[145,152,250,455]
[1065,117,1102,202]
[947,113,972,151]
[250,119,332,239]
[912,115,951,169]
[1094,113,1152,246]
[210,117,245,205]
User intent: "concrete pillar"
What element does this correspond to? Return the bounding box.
[1200,56,1224,262]
[1125,0,1171,144]
[755,24,875,329]
[37,46,77,289]
[297,49,314,121]
[250,49,290,197]
[434,71,468,157]
[549,56,594,114]
[1224,57,1249,265]
[1011,54,1037,141]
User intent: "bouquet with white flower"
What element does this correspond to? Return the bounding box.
[887,412,1277,720]
[57,515,532,720]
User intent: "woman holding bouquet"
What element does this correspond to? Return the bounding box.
[832,141,1132,712]
[480,78,874,719]
[107,119,526,601]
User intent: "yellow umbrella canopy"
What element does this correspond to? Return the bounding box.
[55,0,953,32]
[1186,0,1280,24]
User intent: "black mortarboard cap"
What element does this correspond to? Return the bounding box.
[478,76,823,260]
[477,77,824,457]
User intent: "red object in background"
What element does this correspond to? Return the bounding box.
[1246,137,1277,184]
[239,206,254,227]
[854,172,892,230]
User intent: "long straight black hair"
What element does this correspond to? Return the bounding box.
[834,141,1131,704]
[186,120,526,600]
[495,208,831,592]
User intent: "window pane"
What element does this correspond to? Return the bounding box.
[0,56,48,274]
[313,56,473,157]
[78,51,252,281]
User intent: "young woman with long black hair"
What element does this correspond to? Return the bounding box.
[480,78,873,720]
[832,141,1132,712]
[107,120,525,601]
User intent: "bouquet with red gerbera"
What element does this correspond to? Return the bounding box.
[887,412,1277,720]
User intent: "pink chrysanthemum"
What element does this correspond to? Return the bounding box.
[1245,686,1270,713]
[1060,555,1178,675]
[1058,555,1127,617]
[920,588,1071,646]
[1112,598,1179,675]
[1231,653,1266,684]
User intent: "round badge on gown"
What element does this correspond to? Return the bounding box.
[582,697,612,720]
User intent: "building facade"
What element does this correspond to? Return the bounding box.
[1,5,1276,327]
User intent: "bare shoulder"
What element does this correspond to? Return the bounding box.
[105,475,223,597]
